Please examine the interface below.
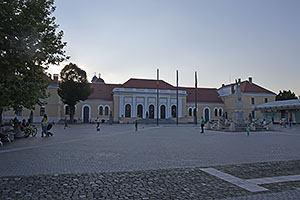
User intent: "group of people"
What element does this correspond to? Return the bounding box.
[279,118,293,128]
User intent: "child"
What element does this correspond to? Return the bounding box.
[246,124,250,136]
[279,119,282,128]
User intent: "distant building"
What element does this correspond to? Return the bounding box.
[3,76,276,123]
[255,99,300,123]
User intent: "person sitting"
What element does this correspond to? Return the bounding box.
[20,119,27,131]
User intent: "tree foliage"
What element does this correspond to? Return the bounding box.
[0,0,68,122]
[58,63,91,122]
[276,90,298,101]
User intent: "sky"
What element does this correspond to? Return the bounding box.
[49,0,300,96]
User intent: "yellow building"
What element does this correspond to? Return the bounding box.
[3,76,276,123]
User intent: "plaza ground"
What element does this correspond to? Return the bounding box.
[1,124,300,199]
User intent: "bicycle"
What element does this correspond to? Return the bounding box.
[24,124,38,138]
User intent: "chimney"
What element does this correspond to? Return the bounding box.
[238,78,241,83]
[53,74,59,83]
[222,84,225,87]
[249,77,252,84]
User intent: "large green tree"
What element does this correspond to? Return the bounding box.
[276,90,298,101]
[0,0,68,123]
[58,63,91,123]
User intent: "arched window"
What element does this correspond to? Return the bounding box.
[193,108,197,117]
[219,109,223,117]
[204,108,210,122]
[149,105,154,119]
[160,105,166,119]
[65,105,70,115]
[125,104,131,118]
[171,105,176,118]
[137,104,143,118]
[83,105,90,123]
[104,106,109,116]
[99,106,103,115]
[189,108,192,116]
[214,108,218,117]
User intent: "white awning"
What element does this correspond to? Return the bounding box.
[255,99,300,111]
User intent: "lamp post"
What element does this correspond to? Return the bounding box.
[156,68,159,126]
[194,71,198,125]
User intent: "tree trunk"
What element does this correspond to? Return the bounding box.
[0,108,3,124]
[69,105,75,123]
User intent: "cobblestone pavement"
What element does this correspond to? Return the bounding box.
[1,161,300,199]
[1,124,300,199]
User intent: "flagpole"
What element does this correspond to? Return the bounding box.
[156,68,159,126]
[176,70,179,125]
[195,71,198,125]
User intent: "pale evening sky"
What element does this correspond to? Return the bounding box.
[49,0,300,96]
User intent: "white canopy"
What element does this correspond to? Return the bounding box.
[255,99,300,111]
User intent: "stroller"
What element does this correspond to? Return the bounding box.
[47,123,54,136]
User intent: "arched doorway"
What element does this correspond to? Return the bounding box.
[99,106,103,115]
[83,106,90,123]
[137,104,143,118]
[189,108,192,116]
[219,108,223,117]
[204,108,210,122]
[149,105,154,119]
[160,105,166,119]
[171,105,176,118]
[125,104,131,118]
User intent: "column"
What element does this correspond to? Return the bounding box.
[167,97,171,118]
[292,111,296,123]
[132,96,136,117]
[179,97,182,117]
[119,95,123,117]
[144,96,148,117]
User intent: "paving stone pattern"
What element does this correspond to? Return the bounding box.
[1,124,300,199]
[214,160,300,179]
[0,168,252,199]
[222,189,300,200]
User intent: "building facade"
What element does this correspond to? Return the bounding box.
[3,76,276,123]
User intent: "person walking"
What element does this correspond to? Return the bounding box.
[289,118,292,128]
[135,120,138,131]
[64,117,69,129]
[200,117,205,133]
[41,114,48,137]
[279,119,282,128]
[96,117,100,131]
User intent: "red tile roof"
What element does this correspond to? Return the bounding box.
[121,78,175,90]
[87,79,274,103]
[181,87,224,103]
[89,78,224,103]
[88,83,121,101]
[220,81,276,95]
